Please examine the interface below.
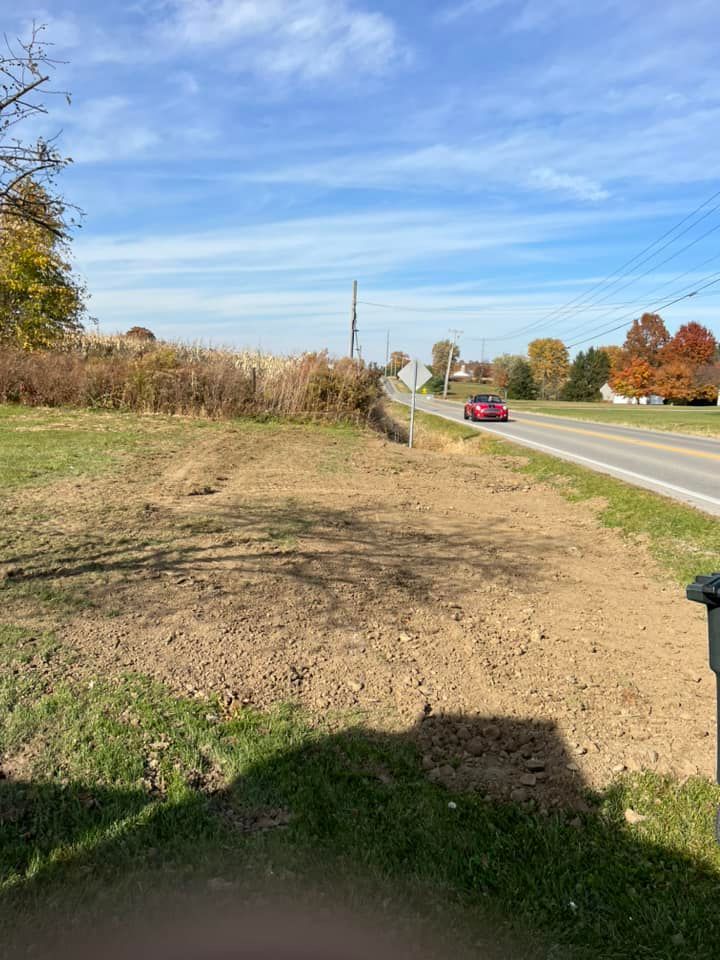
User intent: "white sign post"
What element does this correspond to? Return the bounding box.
[399,360,432,449]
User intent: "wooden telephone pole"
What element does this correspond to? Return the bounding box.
[442,328,463,399]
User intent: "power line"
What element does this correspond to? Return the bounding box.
[566,273,720,349]
[359,298,638,315]
[498,187,720,340]
[546,219,720,339]
[474,236,720,346]
[361,185,720,343]
[358,299,480,314]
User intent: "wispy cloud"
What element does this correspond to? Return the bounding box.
[155,0,407,80]
[15,0,720,356]
[57,96,160,164]
[232,139,614,203]
[530,168,610,203]
[437,0,508,24]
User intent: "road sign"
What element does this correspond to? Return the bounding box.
[398,360,432,449]
[399,360,432,392]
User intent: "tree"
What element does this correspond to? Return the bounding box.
[662,322,716,366]
[506,358,537,400]
[1,24,74,235]
[654,322,718,403]
[0,181,85,349]
[623,313,669,366]
[528,338,569,399]
[561,347,611,401]
[603,345,625,375]
[610,357,654,400]
[492,354,525,393]
[431,339,460,377]
[126,326,156,341]
[389,351,409,374]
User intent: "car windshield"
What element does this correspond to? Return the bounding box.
[474,395,503,403]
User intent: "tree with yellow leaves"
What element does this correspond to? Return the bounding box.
[0,182,85,349]
[527,338,569,399]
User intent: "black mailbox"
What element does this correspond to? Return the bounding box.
[687,573,720,843]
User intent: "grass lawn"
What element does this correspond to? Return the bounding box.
[498,400,720,439]
[441,379,501,399]
[2,403,720,959]
[0,404,228,489]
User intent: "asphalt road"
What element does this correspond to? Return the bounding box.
[384,380,720,516]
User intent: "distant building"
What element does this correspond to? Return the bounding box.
[600,382,664,405]
[450,364,473,381]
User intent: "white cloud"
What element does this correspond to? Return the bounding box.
[155,0,406,80]
[530,168,610,203]
[230,138,614,203]
[62,96,160,163]
[73,207,611,276]
[437,0,508,24]
[74,201,720,354]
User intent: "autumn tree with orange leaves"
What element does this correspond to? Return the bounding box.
[610,357,655,401]
[623,313,670,366]
[654,322,718,403]
[610,316,719,404]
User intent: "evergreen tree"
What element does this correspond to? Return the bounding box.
[562,347,610,401]
[507,358,537,399]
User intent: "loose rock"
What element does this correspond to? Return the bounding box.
[465,738,485,757]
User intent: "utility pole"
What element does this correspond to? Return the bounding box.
[348,280,358,359]
[385,330,390,376]
[443,328,463,399]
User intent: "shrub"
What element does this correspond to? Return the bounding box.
[0,337,381,423]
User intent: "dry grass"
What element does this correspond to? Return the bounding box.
[0,335,380,422]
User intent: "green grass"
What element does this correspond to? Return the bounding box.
[442,378,501,399]
[2,403,720,956]
[0,405,219,490]
[0,405,363,492]
[1,623,719,958]
[390,377,499,399]
[498,400,720,439]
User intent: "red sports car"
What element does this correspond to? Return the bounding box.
[463,394,509,422]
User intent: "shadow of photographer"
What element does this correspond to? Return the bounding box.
[1,709,718,958]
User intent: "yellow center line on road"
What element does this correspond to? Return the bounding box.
[513,415,720,462]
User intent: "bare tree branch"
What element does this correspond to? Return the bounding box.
[0,73,48,113]
[0,22,79,236]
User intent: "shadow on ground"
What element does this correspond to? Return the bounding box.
[1,498,564,627]
[1,710,718,959]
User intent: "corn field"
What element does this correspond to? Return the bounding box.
[0,334,380,422]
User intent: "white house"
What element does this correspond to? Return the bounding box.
[600,382,664,405]
[450,364,473,381]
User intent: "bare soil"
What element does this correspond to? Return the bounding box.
[2,418,714,809]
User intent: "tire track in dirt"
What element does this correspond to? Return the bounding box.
[2,424,713,808]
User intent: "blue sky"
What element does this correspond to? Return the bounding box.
[12,0,720,360]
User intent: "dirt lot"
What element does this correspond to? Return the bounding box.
[2,413,714,809]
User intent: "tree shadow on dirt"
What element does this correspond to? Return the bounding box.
[1,710,718,959]
[2,500,566,626]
